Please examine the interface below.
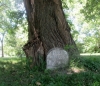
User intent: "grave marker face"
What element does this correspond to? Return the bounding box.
[46,48,69,69]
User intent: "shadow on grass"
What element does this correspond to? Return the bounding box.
[80,55,100,73]
[0,58,30,86]
[0,55,100,86]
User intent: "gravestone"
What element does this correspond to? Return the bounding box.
[46,48,69,69]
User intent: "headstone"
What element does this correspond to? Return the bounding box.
[46,48,69,69]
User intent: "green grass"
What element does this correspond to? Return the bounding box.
[0,55,100,86]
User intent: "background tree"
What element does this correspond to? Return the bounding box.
[0,0,10,57]
[0,31,6,57]
[64,0,100,53]
[0,0,28,57]
[80,0,100,53]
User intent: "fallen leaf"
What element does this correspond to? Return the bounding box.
[36,82,41,86]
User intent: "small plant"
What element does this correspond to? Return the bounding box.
[64,45,74,50]
[25,55,46,72]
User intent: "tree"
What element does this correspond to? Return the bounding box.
[0,0,28,57]
[64,0,100,53]
[23,0,79,67]
[0,0,10,57]
[0,32,6,57]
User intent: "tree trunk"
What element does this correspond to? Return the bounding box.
[0,33,5,57]
[23,0,79,68]
[1,40,4,57]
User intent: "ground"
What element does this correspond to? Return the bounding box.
[0,54,100,86]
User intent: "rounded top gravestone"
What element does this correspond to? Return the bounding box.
[46,48,69,69]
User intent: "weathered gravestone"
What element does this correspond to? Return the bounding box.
[46,48,69,69]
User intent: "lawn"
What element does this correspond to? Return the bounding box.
[0,54,100,86]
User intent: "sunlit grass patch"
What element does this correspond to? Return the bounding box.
[0,57,26,64]
[71,67,85,73]
[80,53,100,56]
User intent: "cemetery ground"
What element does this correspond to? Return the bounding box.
[0,54,100,86]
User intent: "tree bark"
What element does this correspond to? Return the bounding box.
[1,40,4,57]
[23,0,79,68]
[0,32,5,57]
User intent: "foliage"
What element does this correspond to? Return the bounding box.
[64,0,100,53]
[80,0,100,53]
[0,55,100,86]
[80,0,100,21]
[0,0,28,57]
[4,26,28,57]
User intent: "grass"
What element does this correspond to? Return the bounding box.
[0,55,100,86]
